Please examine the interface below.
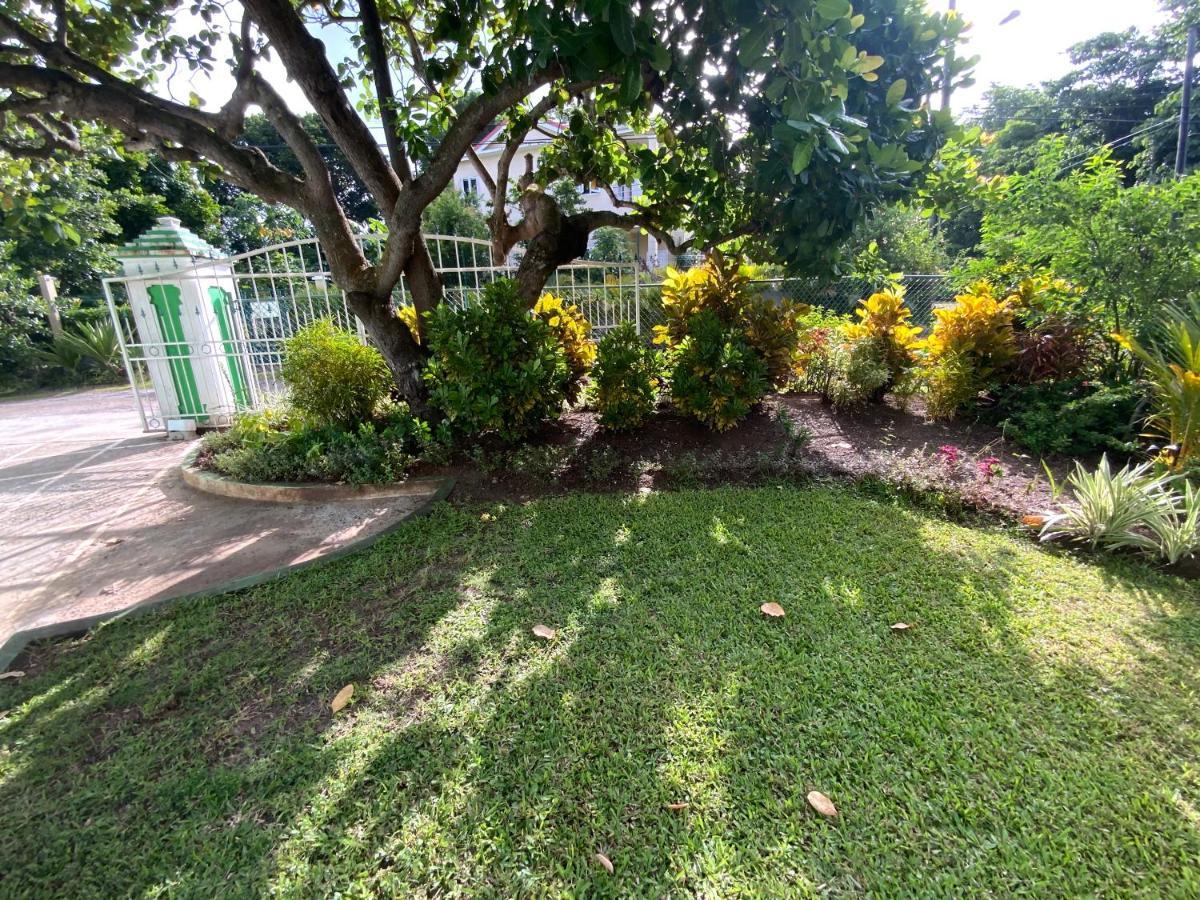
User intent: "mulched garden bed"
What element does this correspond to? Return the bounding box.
[412,391,1077,520]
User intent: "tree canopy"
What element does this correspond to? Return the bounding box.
[0,0,968,404]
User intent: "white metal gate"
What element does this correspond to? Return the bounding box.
[104,234,646,432]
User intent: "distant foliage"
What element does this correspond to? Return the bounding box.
[967,139,1200,341]
[586,227,634,263]
[842,204,951,276]
[591,323,660,431]
[281,320,392,428]
[424,278,567,441]
[420,186,488,239]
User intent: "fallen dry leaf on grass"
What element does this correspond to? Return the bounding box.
[806,790,838,818]
[0,670,25,680]
[330,684,354,714]
[889,622,914,632]
[531,624,557,640]
[594,852,614,874]
[760,602,785,618]
[1022,515,1046,528]
[666,802,690,811]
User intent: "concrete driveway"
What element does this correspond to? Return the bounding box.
[0,387,438,653]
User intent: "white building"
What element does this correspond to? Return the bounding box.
[451,122,684,270]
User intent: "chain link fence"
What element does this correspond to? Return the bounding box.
[632,273,954,333]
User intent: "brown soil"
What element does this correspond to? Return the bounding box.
[412,392,1076,520]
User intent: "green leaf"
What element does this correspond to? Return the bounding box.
[792,140,815,174]
[886,78,908,106]
[610,6,636,56]
[738,23,771,66]
[649,43,671,72]
[856,54,885,74]
[814,0,852,20]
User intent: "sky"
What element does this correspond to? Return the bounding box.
[167,1,1176,123]
[950,0,1171,112]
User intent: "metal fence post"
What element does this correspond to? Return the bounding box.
[634,258,641,336]
[103,279,148,432]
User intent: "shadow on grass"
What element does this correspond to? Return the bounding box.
[2,485,1198,895]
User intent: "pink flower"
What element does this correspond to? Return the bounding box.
[977,456,1004,481]
[938,444,961,466]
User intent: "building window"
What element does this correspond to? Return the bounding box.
[461,177,478,196]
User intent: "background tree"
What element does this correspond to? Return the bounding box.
[585,226,633,263]
[0,0,966,407]
[840,204,950,275]
[963,138,1200,343]
[420,187,488,239]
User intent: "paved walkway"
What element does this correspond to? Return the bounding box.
[0,387,436,650]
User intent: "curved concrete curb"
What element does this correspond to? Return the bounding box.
[180,446,444,503]
[0,477,455,673]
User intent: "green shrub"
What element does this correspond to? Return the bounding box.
[669,310,769,431]
[983,380,1142,456]
[424,278,566,441]
[826,336,891,410]
[591,323,660,431]
[203,405,430,485]
[653,254,804,387]
[281,320,392,428]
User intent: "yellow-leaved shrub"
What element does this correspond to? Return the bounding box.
[533,292,596,403]
[920,282,1017,418]
[653,254,805,386]
[844,287,921,385]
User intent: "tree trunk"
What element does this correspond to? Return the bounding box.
[513,213,592,303]
[345,290,430,417]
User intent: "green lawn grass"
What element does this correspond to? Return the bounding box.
[2,485,1199,896]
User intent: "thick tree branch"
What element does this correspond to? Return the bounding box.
[407,64,563,210]
[0,62,300,202]
[242,0,400,214]
[0,11,256,139]
[359,0,412,182]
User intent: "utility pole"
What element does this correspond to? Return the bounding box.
[1177,25,1197,176]
[940,0,957,112]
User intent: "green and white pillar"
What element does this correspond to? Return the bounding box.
[117,217,253,428]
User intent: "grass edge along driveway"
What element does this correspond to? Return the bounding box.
[2,484,1198,896]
